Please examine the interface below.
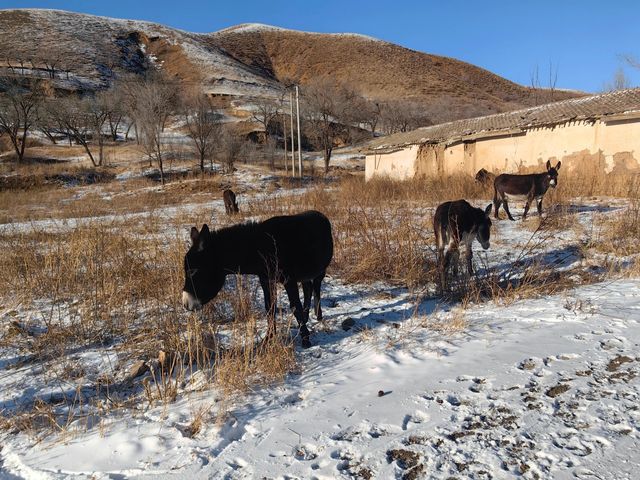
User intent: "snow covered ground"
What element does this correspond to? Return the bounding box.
[0,177,639,478]
[2,276,639,479]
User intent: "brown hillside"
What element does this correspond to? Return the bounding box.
[0,10,582,123]
[207,26,581,122]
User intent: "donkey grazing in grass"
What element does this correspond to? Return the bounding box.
[222,189,239,215]
[475,168,495,187]
[182,210,333,348]
[493,160,561,221]
[434,200,492,288]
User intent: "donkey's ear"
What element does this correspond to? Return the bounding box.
[190,226,199,245]
[484,204,492,216]
[555,161,561,171]
[546,159,551,170]
[200,224,210,237]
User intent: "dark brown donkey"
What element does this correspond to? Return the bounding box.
[182,211,333,348]
[475,168,495,187]
[493,160,561,221]
[223,189,239,215]
[434,200,492,287]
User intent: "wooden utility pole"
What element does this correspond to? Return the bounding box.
[296,85,302,177]
[290,91,295,177]
[283,111,288,175]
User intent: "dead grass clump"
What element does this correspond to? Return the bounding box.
[331,202,435,287]
[590,200,640,257]
[339,174,486,204]
[549,169,640,202]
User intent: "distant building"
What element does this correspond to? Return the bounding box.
[364,88,640,180]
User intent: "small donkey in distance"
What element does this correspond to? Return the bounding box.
[434,200,492,289]
[493,160,561,221]
[223,189,239,215]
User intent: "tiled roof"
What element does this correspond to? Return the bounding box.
[365,88,640,153]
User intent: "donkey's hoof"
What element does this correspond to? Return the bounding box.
[302,338,312,349]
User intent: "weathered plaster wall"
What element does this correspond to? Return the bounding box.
[364,145,420,181]
[365,118,640,180]
[470,119,640,175]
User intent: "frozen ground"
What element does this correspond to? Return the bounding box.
[2,276,639,479]
[0,185,638,478]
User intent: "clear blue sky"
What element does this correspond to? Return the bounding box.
[2,0,639,93]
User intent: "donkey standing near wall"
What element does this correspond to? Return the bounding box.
[475,168,495,187]
[223,189,239,215]
[434,200,492,288]
[493,160,561,221]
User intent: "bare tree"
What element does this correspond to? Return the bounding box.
[182,92,221,173]
[250,98,280,143]
[218,125,245,173]
[621,53,640,70]
[132,75,178,184]
[302,79,359,173]
[0,79,43,162]
[360,100,382,137]
[98,85,127,141]
[114,75,142,142]
[529,64,541,106]
[48,95,109,167]
[530,61,559,104]
[602,67,632,92]
[379,100,429,135]
[548,60,558,102]
[37,100,60,145]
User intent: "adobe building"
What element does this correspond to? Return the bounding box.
[364,88,640,180]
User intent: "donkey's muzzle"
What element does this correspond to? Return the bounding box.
[182,291,202,311]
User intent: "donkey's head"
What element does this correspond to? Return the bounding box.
[181,224,225,311]
[476,204,493,250]
[545,160,561,188]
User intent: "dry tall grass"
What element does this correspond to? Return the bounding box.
[2,162,640,436]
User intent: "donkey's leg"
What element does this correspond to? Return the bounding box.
[522,200,531,220]
[502,198,516,221]
[537,198,543,216]
[493,189,502,219]
[312,273,325,320]
[284,280,311,348]
[259,275,277,337]
[466,244,474,275]
[302,281,312,323]
[437,247,447,291]
[445,243,459,277]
